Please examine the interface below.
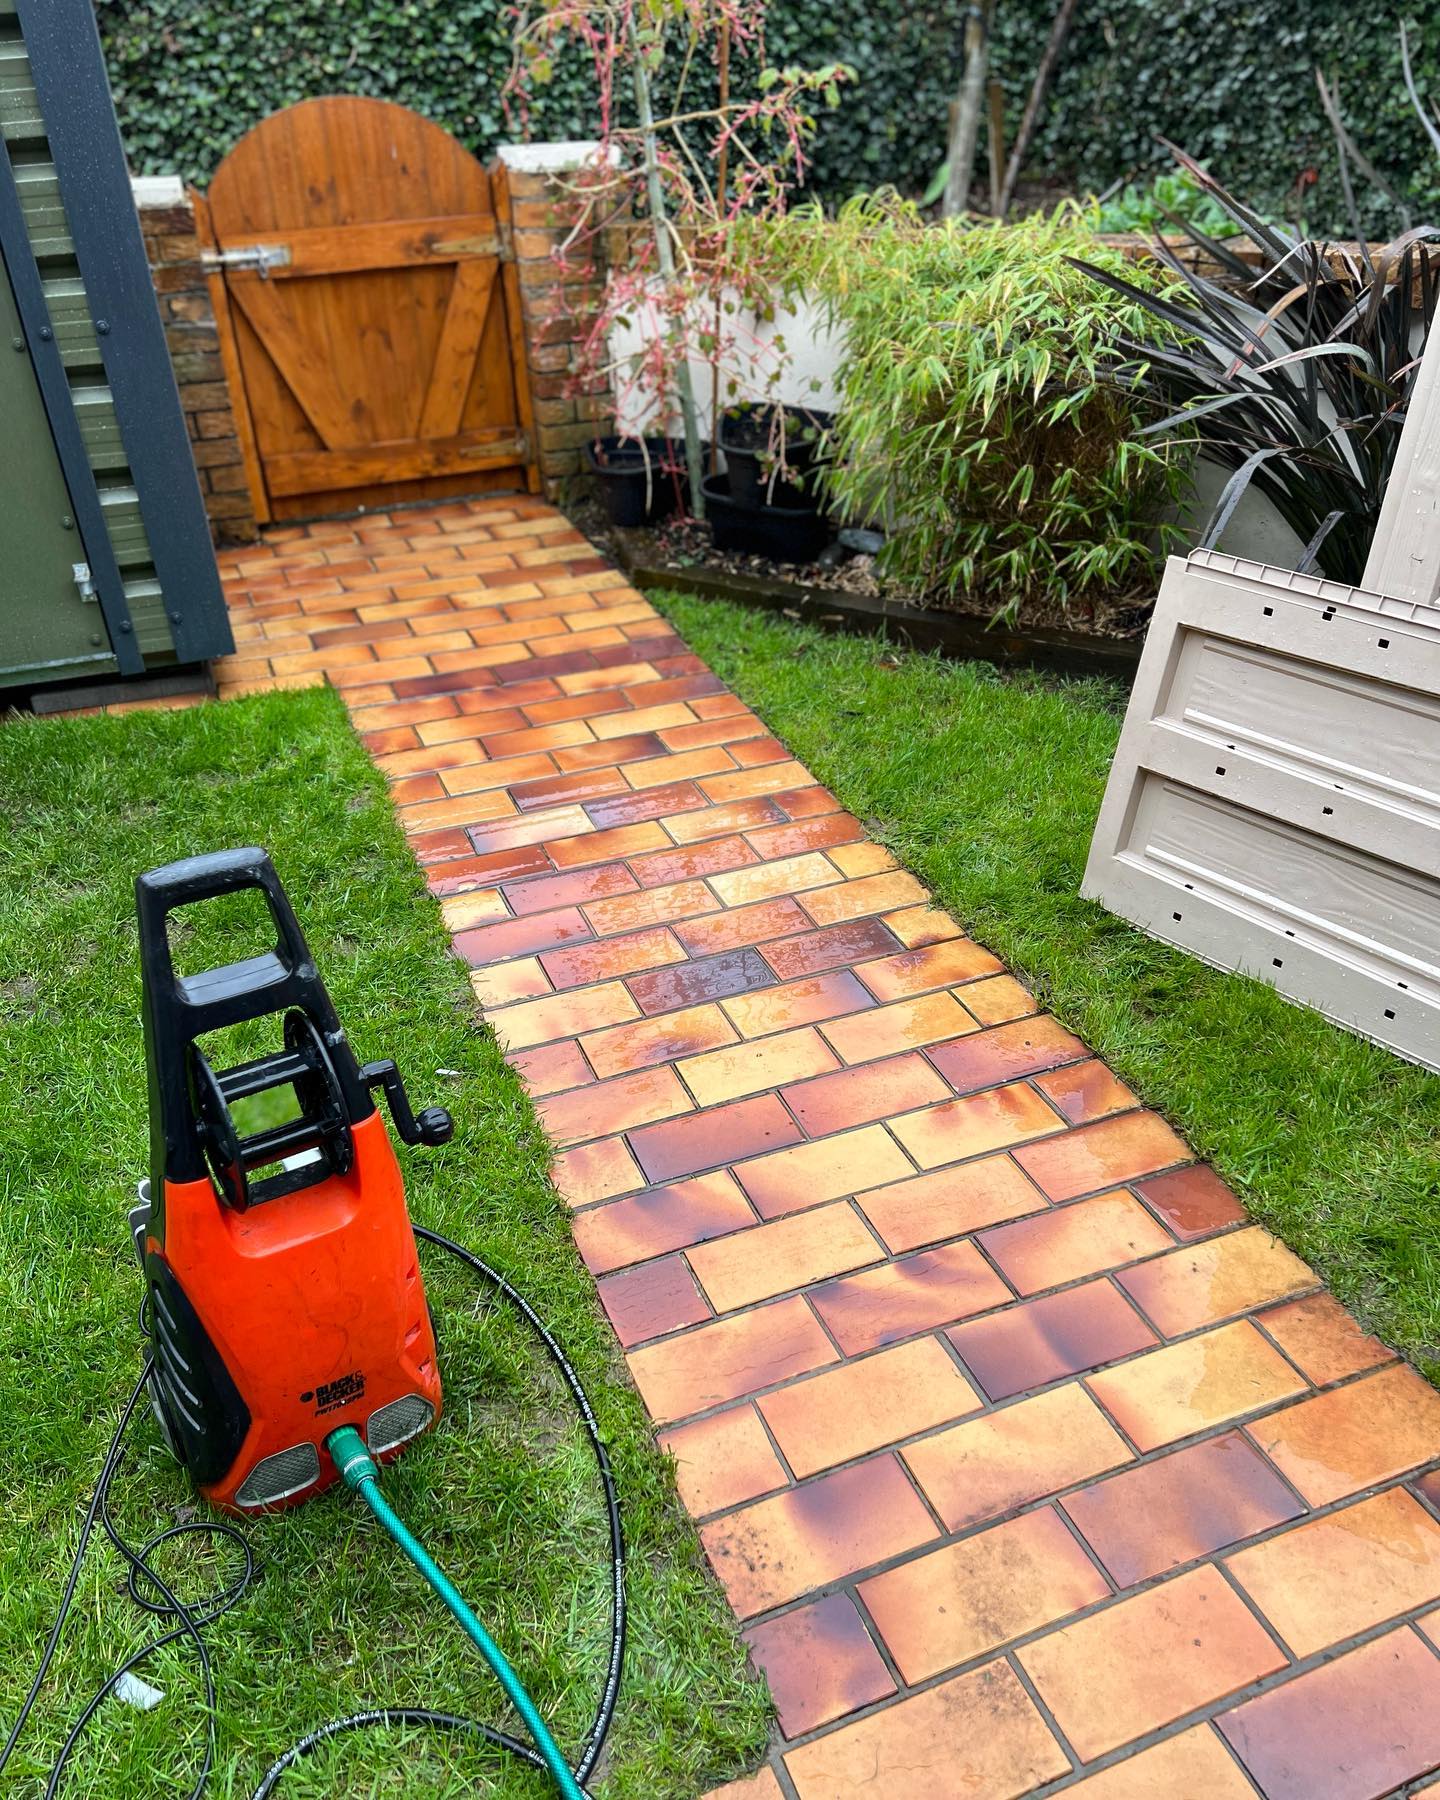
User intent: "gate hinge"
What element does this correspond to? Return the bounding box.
[497,218,515,263]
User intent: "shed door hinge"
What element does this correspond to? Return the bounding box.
[72,561,97,604]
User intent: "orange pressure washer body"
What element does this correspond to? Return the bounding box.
[132,848,450,1515]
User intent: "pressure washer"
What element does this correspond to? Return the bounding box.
[2,847,624,1799]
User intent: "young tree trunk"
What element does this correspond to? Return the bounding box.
[709,20,731,477]
[986,75,1006,213]
[942,2,991,217]
[631,36,707,518]
[997,0,1080,219]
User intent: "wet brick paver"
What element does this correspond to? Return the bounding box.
[210,498,1440,1798]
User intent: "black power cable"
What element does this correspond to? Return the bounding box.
[0,1226,626,1798]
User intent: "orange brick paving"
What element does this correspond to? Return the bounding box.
[207,498,1440,1799]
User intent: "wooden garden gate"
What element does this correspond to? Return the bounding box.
[197,97,538,523]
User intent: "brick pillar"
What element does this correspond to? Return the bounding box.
[131,176,259,545]
[494,144,616,498]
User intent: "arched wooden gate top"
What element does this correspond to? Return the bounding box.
[200,96,537,521]
[208,96,493,233]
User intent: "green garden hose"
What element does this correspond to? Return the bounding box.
[326,1425,586,1800]
[5,1228,623,1798]
[5,1227,624,1798]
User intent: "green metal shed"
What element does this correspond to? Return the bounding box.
[0,0,232,698]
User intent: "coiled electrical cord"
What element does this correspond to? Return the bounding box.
[0,1224,626,1799]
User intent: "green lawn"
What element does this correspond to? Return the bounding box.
[0,685,767,1799]
[657,592,1440,1382]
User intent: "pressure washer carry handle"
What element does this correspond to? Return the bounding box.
[137,847,374,1197]
[136,846,343,1036]
[137,847,452,1212]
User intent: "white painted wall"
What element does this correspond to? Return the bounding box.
[608,287,846,439]
[130,174,186,206]
[1178,459,1307,568]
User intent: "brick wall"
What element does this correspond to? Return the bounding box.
[495,146,616,497]
[132,177,259,545]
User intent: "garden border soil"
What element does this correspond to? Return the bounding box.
[610,527,1144,683]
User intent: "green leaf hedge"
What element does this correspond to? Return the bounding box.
[989,0,1440,236]
[98,0,1439,233]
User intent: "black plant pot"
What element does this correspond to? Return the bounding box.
[718,403,832,507]
[585,436,690,528]
[702,472,829,565]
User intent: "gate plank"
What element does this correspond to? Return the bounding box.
[192,187,271,523]
[418,259,498,441]
[264,428,525,497]
[219,214,502,280]
[227,279,361,448]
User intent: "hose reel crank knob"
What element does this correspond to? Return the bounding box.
[359,1059,452,1149]
[416,1106,454,1146]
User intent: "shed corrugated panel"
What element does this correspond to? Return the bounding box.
[100,486,150,566]
[2,11,173,664]
[15,163,72,257]
[121,577,172,647]
[0,37,43,142]
[41,275,101,367]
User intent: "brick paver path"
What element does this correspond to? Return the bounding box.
[214,498,1440,1800]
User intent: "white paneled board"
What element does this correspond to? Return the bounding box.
[1082,549,1440,1071]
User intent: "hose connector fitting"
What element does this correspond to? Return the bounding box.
[327,1425,378,1493]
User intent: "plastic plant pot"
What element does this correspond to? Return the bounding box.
[717,404,832,507]
[584,436,690,528]
[701,471,829,565]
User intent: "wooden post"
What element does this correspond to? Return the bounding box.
[986,76,1006,215]
[1363,317,1440,603]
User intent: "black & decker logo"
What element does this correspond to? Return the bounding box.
[302,1370,366,1414]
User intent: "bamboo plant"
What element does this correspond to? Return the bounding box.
[759,192,1186,618]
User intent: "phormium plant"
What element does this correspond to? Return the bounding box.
[1076,144,1440,583]
[759,191,1186,619]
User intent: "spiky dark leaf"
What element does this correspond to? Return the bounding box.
[1087,146,1439,581]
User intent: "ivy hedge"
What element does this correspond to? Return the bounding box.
[95,0,960,200]
[990,0,1440,235]
[98,0,1440,231]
